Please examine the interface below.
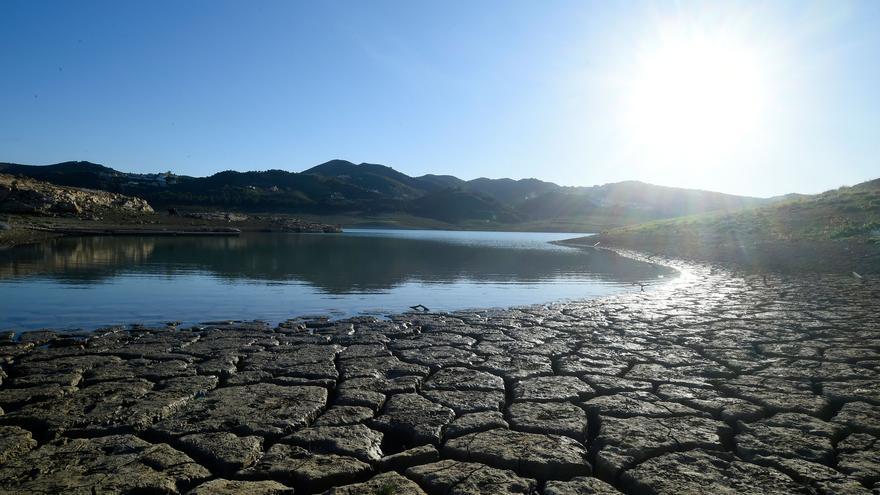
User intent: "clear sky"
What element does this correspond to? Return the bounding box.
[2,0,878,197]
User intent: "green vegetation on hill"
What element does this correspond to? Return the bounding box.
[560,178,880,274]
[0,159,771,229]
[604,178,880,242]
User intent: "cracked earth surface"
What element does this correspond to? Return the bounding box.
[0,254,878,494]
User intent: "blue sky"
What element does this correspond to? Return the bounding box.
[1,0,878,197]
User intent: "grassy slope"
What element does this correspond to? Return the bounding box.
[297,179,880,236]
[563,179,880,273]
[605,179,880,241]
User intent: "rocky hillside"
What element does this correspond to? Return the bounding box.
[0,173,153,219]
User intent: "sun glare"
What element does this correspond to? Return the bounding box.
[624,25,766,172]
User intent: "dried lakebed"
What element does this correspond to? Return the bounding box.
[0,256,878,494]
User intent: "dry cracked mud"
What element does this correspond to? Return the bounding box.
[0,254,878,494]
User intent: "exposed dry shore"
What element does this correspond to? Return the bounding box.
[0,249,878,494]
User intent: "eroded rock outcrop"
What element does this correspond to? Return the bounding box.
[0,173,153,217]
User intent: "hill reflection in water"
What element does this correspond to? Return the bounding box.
[0,230,675,330]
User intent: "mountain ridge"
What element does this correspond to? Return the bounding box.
[0,159,771,228]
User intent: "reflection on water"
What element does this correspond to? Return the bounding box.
[0,237,157,281]
[0,229,675,330]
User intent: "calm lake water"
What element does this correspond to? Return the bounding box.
[0,229,675,331]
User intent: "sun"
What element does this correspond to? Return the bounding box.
[623,25,766,172]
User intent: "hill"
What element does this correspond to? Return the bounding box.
[563,178,880,273]
[599,178,880,241]
[0,159,771,229]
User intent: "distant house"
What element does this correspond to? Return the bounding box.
[118,170,177,188]
[160,171,178,185]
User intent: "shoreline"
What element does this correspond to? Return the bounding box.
[0,252,876,494]
[558,233,880,275]
[0,212,343,249]
[8,225,870,334]
[1,238,669,335]
[3,224,871,336]
[8,211,877,277]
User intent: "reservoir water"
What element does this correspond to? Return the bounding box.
[0,229,675,331]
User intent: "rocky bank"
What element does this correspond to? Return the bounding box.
[0,173,154,218]
[0,174,342,248]
[0,254,878,494]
